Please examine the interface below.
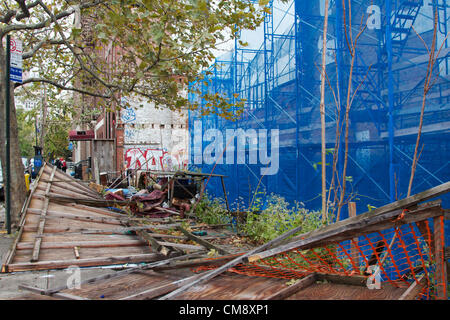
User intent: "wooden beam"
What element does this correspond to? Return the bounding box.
[36,183,98,200]
[247,205,443,263]
[433,216,448,299]
[47,194,133,207]
[16,239,146,250]
[264,273,317,300]
[280,182,450,248]
[52,292,89,300]
[152,255,237,271]
[31,166,57,262]
[129,220,172,256]
[308,206,444,250]
[30,226,184,238]
[34,252,206,296]
[177,224,230,255]
[6,253,162,272]
[158,224,304,300]
[315,273,366,286]
[348,202,359,272]
[157,241,204,251]
[1,164,47,272]
[398,275,426,300]
[43,164,99,196]
[26,208,125,226]
[22,223,181,234]
[119,273,205,300]
[18,285,89,300]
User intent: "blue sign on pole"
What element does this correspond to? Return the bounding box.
[10,38,22,84]
[10,67,22,83]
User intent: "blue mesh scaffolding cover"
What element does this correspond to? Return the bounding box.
[188,0,450,246]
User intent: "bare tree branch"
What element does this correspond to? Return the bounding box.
[22,37,65,59]
[18,77,112,98]
[0,0,106,37]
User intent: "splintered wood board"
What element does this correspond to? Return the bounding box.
[285,282,407,300]
[2,163,155,272]
[18,271,289,300]
[16,269,417,300]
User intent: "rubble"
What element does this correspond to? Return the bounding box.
[4,162,449,300]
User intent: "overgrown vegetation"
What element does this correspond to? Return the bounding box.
[194,192,331,245]
[194,192,231,225]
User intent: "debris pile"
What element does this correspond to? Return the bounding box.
[3,162,449,301]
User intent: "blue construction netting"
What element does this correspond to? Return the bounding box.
[188,0,450,245]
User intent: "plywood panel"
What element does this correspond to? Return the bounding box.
[2,163,154,272]
[286,283,406,300]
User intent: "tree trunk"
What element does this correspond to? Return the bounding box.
[39,81,48,150]
[0,42,28,227]
[319,0,330,222]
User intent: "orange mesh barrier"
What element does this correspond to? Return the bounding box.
[192,219,447,300]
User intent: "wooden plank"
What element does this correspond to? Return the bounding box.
[177,224,230,255]
[59,203,129,218]
[18,285,89,300]
[45,165,99,197]
[2,164,47,272]
[47,195,132,207]
[247,205,444,263]
[308,206,444,250]
[153,207,181,216]
[156,242,203,251]
[29,226,183,238]
[36,183,98,200]
[16,239,145,250]
[27,208,126,225]
[129,221,171,256]
[31,166,57,262]
[264,273,317,300]
[280,182,450,249]
[52,292,89,300]
[398,275,426,300]
[152,255,238,271]
[40,252,206,296]
[433,216,448,299]
[6,253,161,272]
[348,202,359,272]
[158,224,304,300]
[315,273,367,286]
[120,273,205,300]
[22,223,180,234]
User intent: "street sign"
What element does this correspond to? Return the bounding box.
[10,38,22,83]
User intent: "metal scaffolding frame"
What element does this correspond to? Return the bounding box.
[188,1,450,224]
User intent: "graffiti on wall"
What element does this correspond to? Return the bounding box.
[125,148,188,171]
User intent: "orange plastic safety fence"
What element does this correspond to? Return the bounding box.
[192,219,447,300]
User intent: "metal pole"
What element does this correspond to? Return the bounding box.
[5,35,11,234]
